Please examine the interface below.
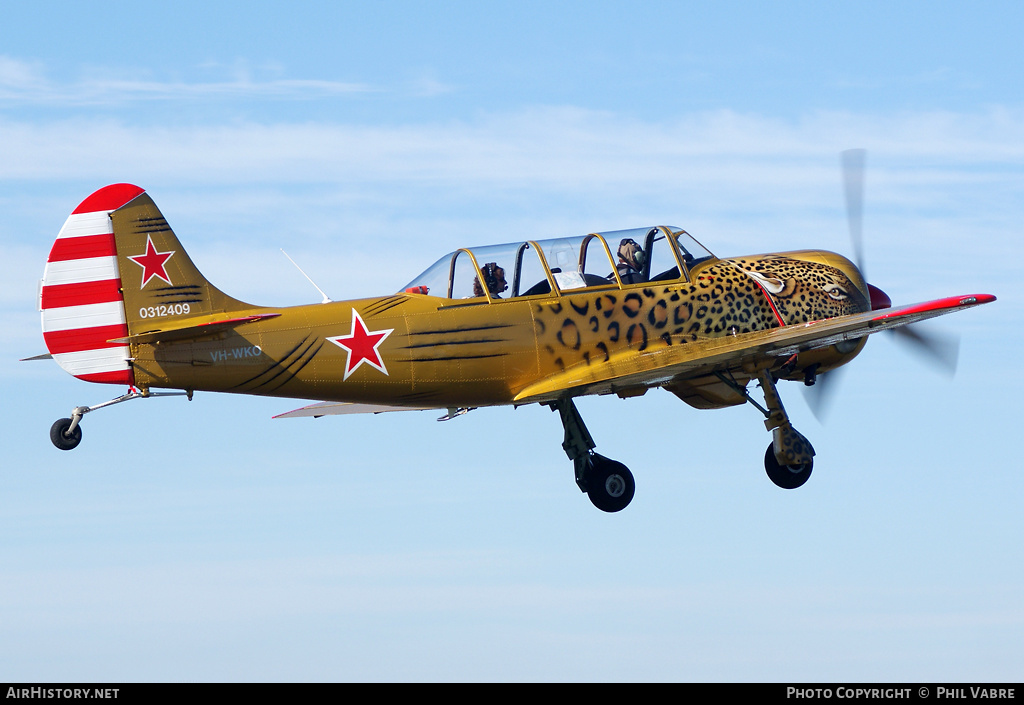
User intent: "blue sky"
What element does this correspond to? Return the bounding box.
[1,1,1021,682]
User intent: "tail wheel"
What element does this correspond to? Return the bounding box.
[50,418,82,451]
[764,443,812,489]
[585,454,635,512]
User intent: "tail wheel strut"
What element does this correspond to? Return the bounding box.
[49,388,190,451]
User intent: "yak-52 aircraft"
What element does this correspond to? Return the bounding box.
[34,159,994,511]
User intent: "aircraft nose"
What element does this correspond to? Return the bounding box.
[867,283,891,310]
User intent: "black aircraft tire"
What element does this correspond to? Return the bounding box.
[50,418,83,451]
[585,455,636,513]
[764,442,812,489]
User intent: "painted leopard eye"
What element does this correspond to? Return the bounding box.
[823,284,848,300]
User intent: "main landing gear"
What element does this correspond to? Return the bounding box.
[545,366,816,509]
[49,388,190,451]
[716,368,815,489]
[548,399,635,512]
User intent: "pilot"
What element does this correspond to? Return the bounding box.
[473,262,508,298]
[616,238,646,284]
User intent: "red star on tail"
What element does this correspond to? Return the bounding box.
[327,310,394,380]
[127,235,175,288]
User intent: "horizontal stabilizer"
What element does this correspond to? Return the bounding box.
[273,401,439,419]
[112,313,281,345]
[20,353,54,361]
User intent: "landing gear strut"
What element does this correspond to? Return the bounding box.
[715,369,815,489]
[49,387,190,451]
[548,398,635,512]
[755,369,814,489]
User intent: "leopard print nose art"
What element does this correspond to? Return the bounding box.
[533,253,870,375]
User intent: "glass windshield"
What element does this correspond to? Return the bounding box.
[597,227,685,283]
[535,236,617,292]
[400,226,715,300]
[450,244,515,299]
[513,242,552,297]
[402,243,521,299]
[669,227,715,267]
[402,253,450,297]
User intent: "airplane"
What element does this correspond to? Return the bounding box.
[34,163,995,512]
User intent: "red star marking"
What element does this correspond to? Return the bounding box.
[127,235,175,288]
[327,310,394,380]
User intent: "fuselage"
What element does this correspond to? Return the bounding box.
[132,248,871,409]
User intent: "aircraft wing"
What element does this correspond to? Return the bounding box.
[273,401,441,419]
[513,293,996,404]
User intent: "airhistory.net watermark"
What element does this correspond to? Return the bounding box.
[6,688,118,700]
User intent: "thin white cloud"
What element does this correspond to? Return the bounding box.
[408,70,457,98]
[0,55,46,89]
[3,107,1024,186]
[0,55,375,105]
[73,77,376,102]
[831,66,981,92]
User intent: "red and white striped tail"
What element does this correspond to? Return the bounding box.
[40,184,146,385]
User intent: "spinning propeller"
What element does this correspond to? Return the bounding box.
[802,149,960,421]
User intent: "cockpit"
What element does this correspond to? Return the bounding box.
[401,226,715,302]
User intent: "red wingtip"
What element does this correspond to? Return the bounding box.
[72,184,146,214]
[875,294,997,319]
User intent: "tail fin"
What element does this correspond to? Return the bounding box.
[41,184,252,385]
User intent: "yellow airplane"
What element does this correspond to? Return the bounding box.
[36,176,995,512]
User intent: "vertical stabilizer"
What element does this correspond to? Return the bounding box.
[41,184,253,385]
[110,191,252,323]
